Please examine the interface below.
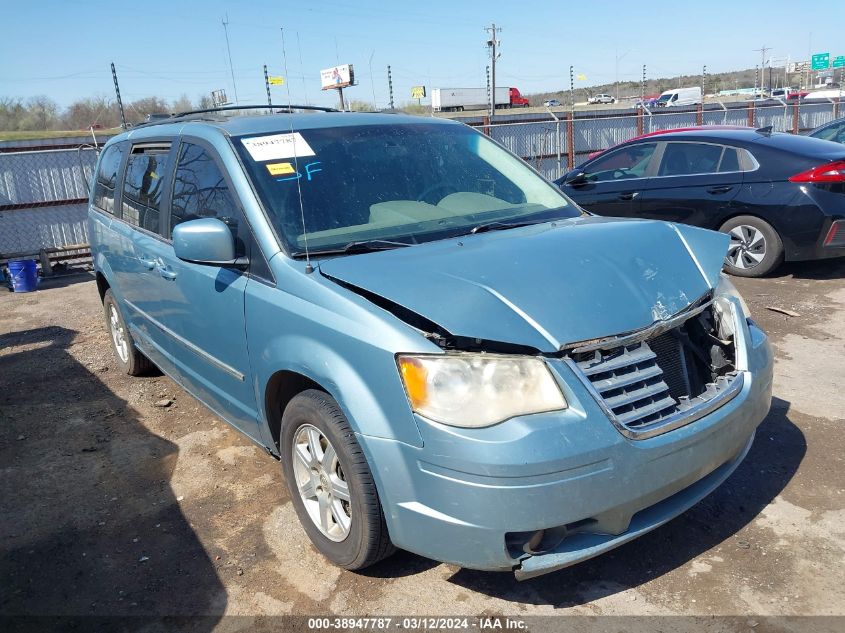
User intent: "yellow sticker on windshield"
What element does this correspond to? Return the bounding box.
[266,162,295,176]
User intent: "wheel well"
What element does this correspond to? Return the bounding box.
[95,272,110,303]
[264,370,324,450]
[715,211,779,234]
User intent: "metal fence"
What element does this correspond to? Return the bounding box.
[0,145,99,259]
[471,99,843,181]
[0,101,842,257]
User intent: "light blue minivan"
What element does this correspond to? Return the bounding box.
[88,107,773,579]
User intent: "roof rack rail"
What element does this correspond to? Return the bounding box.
[172,104,339,117]
[127,104,341,129]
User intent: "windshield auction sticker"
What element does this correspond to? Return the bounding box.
[242,132,315,162]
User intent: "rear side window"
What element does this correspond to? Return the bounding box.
[121,144,172,234]
[658,142,751,176]
[93,143,124,214]
[659,143,723,176]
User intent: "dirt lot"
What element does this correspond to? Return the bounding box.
[1,260,844,628]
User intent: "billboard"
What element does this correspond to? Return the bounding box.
[787,61,809,73]
[410,86,426,99]
[320,64,355,90]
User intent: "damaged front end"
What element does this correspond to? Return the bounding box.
[562,286,744,440]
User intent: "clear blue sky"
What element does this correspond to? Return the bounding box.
[1,0,842,109]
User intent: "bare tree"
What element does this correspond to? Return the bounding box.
[25,95,59,130]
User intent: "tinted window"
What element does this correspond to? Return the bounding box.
[719,147,740,172]
[658,143,723,176]
[171,143,247,258]
[121,145,171,233]
[93,143,124,214]
[811,121,845,143]
[585,143,657,182]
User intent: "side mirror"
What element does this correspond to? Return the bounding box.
[563,170,587,186]
[173,217,239,265]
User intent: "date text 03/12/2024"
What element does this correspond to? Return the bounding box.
[306,617,528,630]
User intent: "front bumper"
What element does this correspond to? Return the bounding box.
[361,321,773,578]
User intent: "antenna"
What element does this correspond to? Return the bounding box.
[281,27,313,274]
[222,15,239,104]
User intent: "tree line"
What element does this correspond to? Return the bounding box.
[0,94,214,131]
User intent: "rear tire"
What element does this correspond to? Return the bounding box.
[281,390,394,570]
[103,289,154,376]
[719,215,784,277]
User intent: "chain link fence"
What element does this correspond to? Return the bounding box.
[474,99,843,181]
[0,144,99,262]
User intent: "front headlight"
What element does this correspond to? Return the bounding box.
[397,354,567,428]
[715,273,751,318]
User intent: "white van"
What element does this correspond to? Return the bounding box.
[656,87,702,107]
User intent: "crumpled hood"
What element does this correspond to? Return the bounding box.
[319,217,729,352]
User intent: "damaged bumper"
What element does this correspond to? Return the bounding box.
[361,317,773,578]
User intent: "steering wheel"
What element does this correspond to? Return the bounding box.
[416,182,459,204]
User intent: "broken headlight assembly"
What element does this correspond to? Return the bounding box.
[397,354,567,427]
[714,274,751,321]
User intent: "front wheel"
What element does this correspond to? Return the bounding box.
[103,289,154,375]
[281,390,394,570]
[720,215,784,277]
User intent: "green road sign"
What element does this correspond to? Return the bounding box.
[812,52,830,70]
[833,56,845,68]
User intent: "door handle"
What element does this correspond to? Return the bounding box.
[156,262,178,280]
[707,185,733,194]
[617,192,639,201]
[137,256,156,270]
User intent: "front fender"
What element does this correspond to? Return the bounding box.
[255,333,423,448]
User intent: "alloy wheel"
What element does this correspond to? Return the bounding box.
[726,224,766,270]
[291,424,352,542]
[109,304,129,363]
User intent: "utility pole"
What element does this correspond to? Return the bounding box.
[753,45,771,94]
[615,49,630,102]
[222,15,239,104]
[387,65,394,110]
[484,23,501,115]
[110,62,126,128]
[641,64,646,103]
[569,65,575,112]
[486,65,491,116]
[368,50,377,109]
[296,32,309,106]
[263,64,272,107]
[702,65,707,96]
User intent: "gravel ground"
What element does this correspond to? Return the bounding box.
[1,260,844,629]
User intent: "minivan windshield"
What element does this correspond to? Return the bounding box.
[234,122,578,255]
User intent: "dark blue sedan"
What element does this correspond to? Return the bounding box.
[556,127,845,276]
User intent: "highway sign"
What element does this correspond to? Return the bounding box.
[833,56,845,69]
[268,75,285,86]
[812,53,830,70]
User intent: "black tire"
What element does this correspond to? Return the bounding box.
[719,215,784,277]
[280,390,394,570]
[103,289,154,376]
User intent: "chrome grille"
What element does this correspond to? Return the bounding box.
[575,341,679,430]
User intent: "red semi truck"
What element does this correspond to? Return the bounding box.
[432,87,529,112]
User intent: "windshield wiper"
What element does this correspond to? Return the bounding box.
[467,219,548,235]
[307,239,414,256]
